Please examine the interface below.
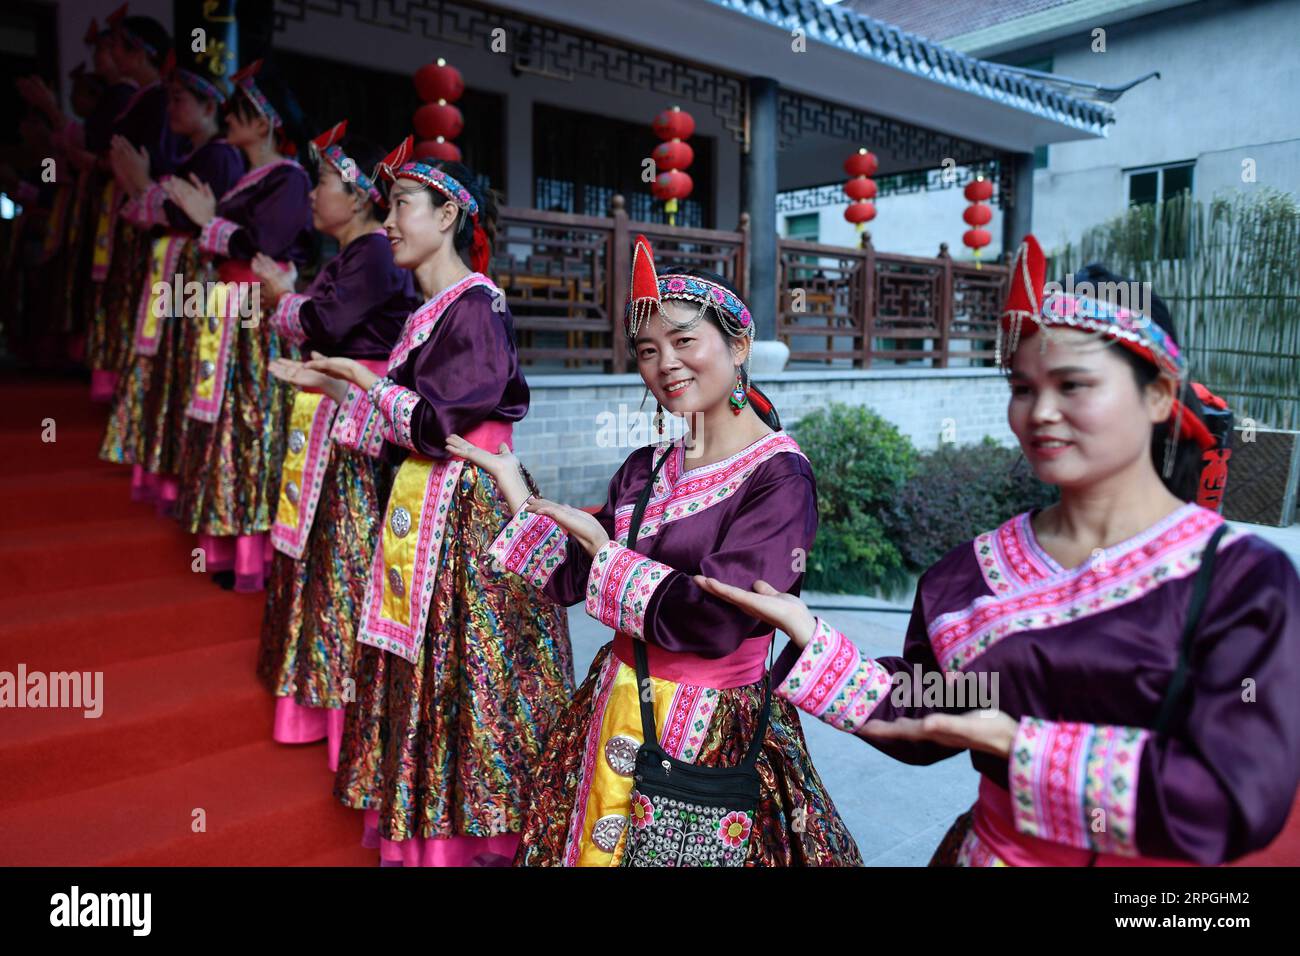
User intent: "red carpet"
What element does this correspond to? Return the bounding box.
[1,375,1296,867]
[0,377,372,866]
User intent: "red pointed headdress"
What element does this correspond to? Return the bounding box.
[84,18,102,45]
[311,120,384,206]
[375,135,414,181]
[230,58,261,86]
[106,4,128,29]
[311,119,347,153]
[625,234,663,337]
[998,233,1185,381]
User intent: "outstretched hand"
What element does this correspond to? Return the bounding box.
[524,497,610,557]
[162,173,216,227]
[251,253,296,305]
[862,710,1018,758]
[692,575,817,648]
[268,357,347,401]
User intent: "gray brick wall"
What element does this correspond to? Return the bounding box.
[515,369,1017,506]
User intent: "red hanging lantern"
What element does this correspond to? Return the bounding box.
[651,105,695,225]
[414,138,462,162]
[843,148,878,233]
[651,139,694,173]
[652,106,695,142]
[843,148,879,178]
[652,169,694,202]
[961,174,993,268]
[845,202,877,225]
[411,57,466,166]
[414,57,464,104]
[963,177,994,203]
[413,101,463,141]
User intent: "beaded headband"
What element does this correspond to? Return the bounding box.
[106,5,160,59]
[310,120,382,205]
[230,59,282,130]
[162,50,228,104]
[625,234,753,340]
[998,234,1186,381]
[375,136,478,218]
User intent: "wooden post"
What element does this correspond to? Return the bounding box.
[737,211,751,300]
[861,230,875,369]
[610,194,629,373]
[937,242,953,369]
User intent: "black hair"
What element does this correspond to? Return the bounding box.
[1066,262,1207,502]
[223,60,312,171]
[121,16,170,69]
[637,266,781,431]
[323,135,385,219]
[404,159,497,264]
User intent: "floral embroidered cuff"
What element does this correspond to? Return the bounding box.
[270,291,309,345]
[584,540,673,639]
[137,182,168,226]
[329,382,384,456]
[199,215,239,256]
[368,377,421,451]
[488,503,569,589]
[773,617,892,734]
[1009,717,1148,856]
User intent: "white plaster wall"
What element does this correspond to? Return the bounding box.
[1026,0,1300,253]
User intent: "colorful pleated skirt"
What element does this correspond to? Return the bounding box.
[258,445,391,770]
[514,641,864,866]
[176,258,291,591]
[333,462,574,865]
[87,217,148,390]
[100,237,207,508]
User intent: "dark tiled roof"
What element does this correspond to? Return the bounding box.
[842,0,1073,43]
[707,0,1114,133]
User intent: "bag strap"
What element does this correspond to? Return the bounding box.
[1152,522,1229,735]
[628,444,772,768]
[629,446,673,749]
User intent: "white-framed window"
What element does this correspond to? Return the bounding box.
[1125,161,1195,259]
[784,212,819,243]
[1126,161,1194,207]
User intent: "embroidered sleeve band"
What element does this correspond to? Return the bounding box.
[138,182,168,226]
[584,540,673,639]
[488,503,569,589]
[198,215,239,256]
[270,291,309,345]
[368,377,421,451]
[1009,716,1149,857]
[773,617,892,733]
[329,382,385,456]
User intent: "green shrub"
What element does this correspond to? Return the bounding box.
[883,437,1058,570]
[790,403,916,595]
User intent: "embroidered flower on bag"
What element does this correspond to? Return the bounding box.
[630,792,655,828]
[717,810,752,848]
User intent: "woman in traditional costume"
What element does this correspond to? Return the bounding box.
[459,235,862,866]
[77,16,137,386]
[87,9,186,403]
[271,140,572,866]
[163,59,314,592]
[696,236,1300,867]
[99,52,245,511]
[257,122,419,770]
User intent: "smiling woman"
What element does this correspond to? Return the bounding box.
[700,234,1300,868]
[463,234,863,867]
[288,137,574,867]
